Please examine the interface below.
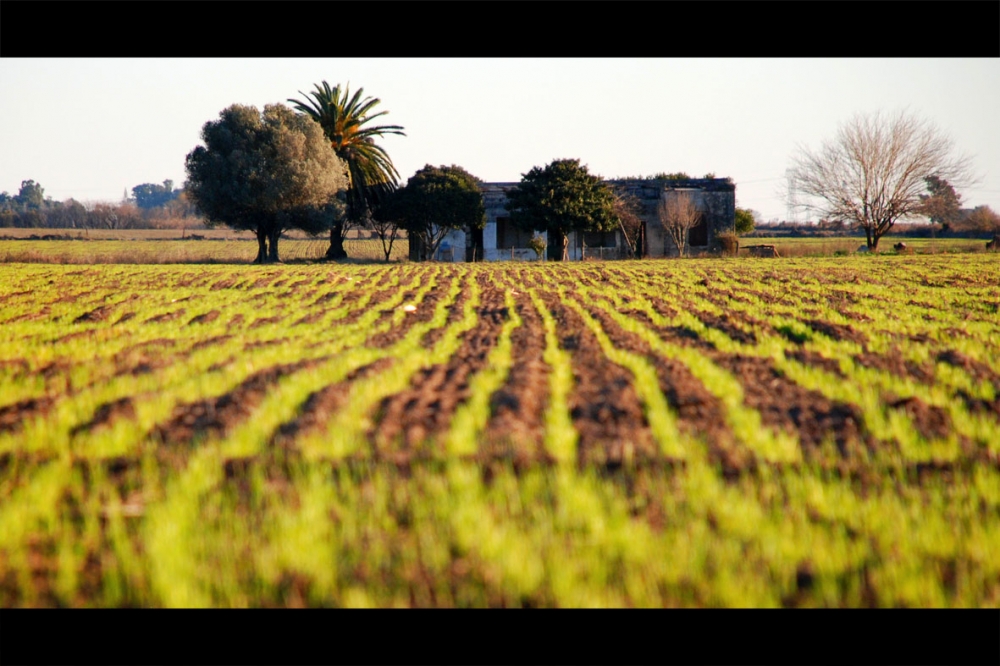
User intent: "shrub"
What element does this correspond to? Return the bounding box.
[717,231,739,257]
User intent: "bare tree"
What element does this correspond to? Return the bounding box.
[789,110,975,251]
[963,205,1000,235]
[612,190,644,258]
[657,189,702,257]
[368,209,401,262]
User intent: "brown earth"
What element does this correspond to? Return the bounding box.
[188,310,220,326]
[270,358,396,451]
[581,301,749,475]
[479,293,551,468]
[0,396,56,436]
[543,296,658,469]
[144,309,187,325]
[369,285,507,460]
[709,354,870,458]
[803,319,869,347]
[73,305,115,324]
[70,397,136,437]
[152,358,322,453]
[887,395,953,441]
[854,348,936,385]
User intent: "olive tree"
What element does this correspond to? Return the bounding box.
[789,110,975,251]
[185,104,348,263]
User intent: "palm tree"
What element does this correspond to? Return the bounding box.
[289,81,406,259]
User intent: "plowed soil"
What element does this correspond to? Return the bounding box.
[369,287,508,460]
[582,302,749,474]
[544,296,658,468]
[479,296,550,466]
[270,358,396,451]
[152,359,320,451]
[710,354,870,458]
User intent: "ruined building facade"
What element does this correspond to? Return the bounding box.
[428,177,737,262]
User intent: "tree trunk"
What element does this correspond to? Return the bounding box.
[325,222,348,260]
[268,228,281,262]
[254,229,268,264]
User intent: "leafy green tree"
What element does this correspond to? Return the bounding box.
[507,159,618,261]
[15,180,45,210]
[382,165,485,262]
[918,175,963,231]
[735,207,756,235]
[288,81,405,260]
[185,104,348,263]
[132,180,180,210]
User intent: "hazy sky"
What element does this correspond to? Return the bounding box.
[2,58,998,222]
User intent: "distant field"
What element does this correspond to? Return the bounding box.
[0,228,386,241]
[1,229,990,265]
[740,236,988,257]
[0,237,409,264]
[1,255,999,607]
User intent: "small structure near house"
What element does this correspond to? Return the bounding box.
[745,244,779,258]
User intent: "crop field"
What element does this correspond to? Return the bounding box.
[0,237,409,264]
[1,254,999,607]
[739,236,988,257]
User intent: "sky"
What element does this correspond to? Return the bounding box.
[1,58,998,223]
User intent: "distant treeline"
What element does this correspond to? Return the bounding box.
[748,218,998,239]
[0,179,204,230]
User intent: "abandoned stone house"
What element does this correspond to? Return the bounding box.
[423,177,736,262]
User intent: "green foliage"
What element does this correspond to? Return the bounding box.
[16,180,45,210]
[132,180,180,210]
[735,207,756,235]
[528,234,547,259]
[385,165,485,261]
[288,82,405,259]
[507,159,618,261]
[184,104,348,263]
[615,172,692,181]
[918,176,963,230]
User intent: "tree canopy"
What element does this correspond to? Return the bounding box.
[735,207,756,235]
[507,159,618,261]
[184,103,348,263]
[789,110,975,250]
[288,81,405,259]
[132,180,180,210]
[381,164,485,262]
[918,175,963,231]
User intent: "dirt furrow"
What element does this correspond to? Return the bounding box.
[710,353,872,458]
[151,358,323,453]
[479,294,551,467]
[542,295,658,468]
[368,286,508,461]
[269,358,397,452]
[581,303,750,475]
